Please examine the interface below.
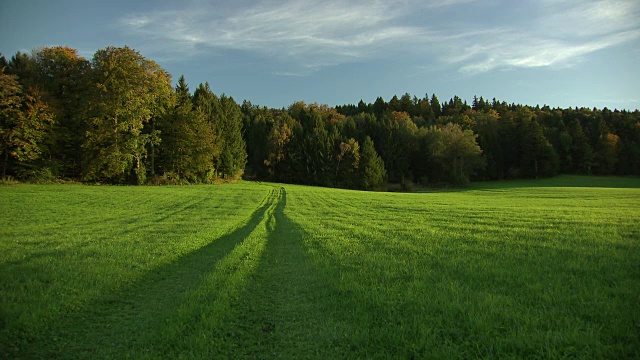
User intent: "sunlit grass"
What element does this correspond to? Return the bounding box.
[1,176,639,358]
[283,176,640,358]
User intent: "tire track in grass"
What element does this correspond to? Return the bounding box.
[225,187,356,359]
[141,187,283,359]
[27,187,279,359]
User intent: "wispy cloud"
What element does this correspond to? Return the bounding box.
[448,0,640,73]
[120,0,434,73]
[121,15,149,29]
[456,29,640,73]
[119,0,640,74]
[271,71,309,77]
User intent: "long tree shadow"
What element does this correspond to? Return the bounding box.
[223,188,364,358]
[427,175,640,193]
[28,188,279,359]
[236,189,640,359]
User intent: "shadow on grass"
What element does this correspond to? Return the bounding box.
[269,205,640,358]
[22,189,278,359]
[469,175,640,191]
[222,189,378,358]
[414,175,640,194]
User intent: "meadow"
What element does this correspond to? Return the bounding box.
[1,176,639,359]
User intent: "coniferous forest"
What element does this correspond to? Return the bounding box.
[1,46,639,189]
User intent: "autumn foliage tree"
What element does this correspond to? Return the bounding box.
[3,45,640,187]
[83,46,172,184]
[0,72,53,177]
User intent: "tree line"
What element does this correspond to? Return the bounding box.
[1,46,246,184]
[243,94,640,188]
[2,46,639,188]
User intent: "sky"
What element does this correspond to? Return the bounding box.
[1,0,639,110]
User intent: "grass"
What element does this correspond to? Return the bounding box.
[1,175,639,358]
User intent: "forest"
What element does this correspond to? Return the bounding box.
[1,46,639,189]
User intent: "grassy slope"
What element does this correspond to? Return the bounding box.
[1,176,639,358]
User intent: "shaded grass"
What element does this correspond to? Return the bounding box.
[223,188,356,358]
[0,183,273,359]
[466,174,640,190]
[34,187,281,359]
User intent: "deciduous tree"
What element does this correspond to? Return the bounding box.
[264,114,293,179]
[32,46,90,178]
[429,123,484,185]
[0,73,54,177]
[83,46,172,184]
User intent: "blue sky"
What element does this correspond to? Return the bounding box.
[1,0,639,110]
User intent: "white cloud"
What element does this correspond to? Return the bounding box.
[119,0,640,74]
[121,15,150,29]
[447,0,640,73]
[540,0,638,37]
[272,71,309,77]
[457,29,640,73]
[120,0,433,71]
[426,0,478,8]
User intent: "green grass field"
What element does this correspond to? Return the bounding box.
[1,176,639,359]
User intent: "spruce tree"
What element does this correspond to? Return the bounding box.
[569,119,594,174]
[158,76,218,182]
[217,95,247,180]
[359,136,386,190]
[521,120,559,178]
[430,94,441,118]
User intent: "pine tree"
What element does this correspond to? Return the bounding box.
[175,75,190,104]
[217,95,247,180]
[158,76,218,182]
[242,103,272,178]
[359,136,386,190]
[521,120,559,178]
[388,95,401,112]
[372,96,386,117]
[430,94,441,118]
[569,119,594,174]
